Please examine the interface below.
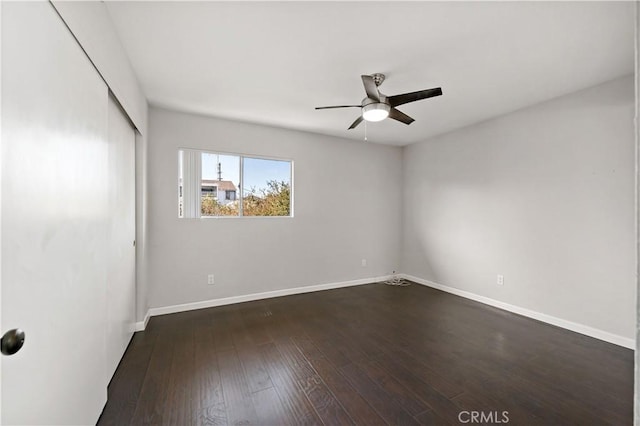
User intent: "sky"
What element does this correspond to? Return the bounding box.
[202,152,290,194]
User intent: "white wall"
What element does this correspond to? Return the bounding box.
[148,107,402,309]
[51,1,147,132]
[52,1,150,323]
[402,75,635,341]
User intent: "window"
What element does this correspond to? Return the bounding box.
[178,149,292,218]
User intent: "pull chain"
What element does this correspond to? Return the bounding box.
[364,119,368,142]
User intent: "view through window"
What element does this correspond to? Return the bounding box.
[178,149,292,218]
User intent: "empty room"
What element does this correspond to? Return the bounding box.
[1,1,637,425]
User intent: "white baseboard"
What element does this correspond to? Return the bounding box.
[401,273,635,349]
[134,310,150,332]
[134,275,393,330]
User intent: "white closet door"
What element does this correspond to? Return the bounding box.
[106,96,136,380]
[1,2,109,424]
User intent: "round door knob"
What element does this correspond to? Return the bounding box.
[1,329,25,356]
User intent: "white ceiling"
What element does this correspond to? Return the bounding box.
[105,1,634,146]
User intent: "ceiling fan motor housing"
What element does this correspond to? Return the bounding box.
[362,95,388,107]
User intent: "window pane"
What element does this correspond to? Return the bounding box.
[242,157,292,217]
[201,152,240,217]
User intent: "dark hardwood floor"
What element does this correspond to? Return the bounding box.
[98,282,633,425]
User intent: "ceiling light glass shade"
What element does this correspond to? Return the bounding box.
[362,103,390,122]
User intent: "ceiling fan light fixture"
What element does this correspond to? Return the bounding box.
[362,103,390,122]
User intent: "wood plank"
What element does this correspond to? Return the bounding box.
[163,323,196,425]
[217,348,259,425]
[228,308,274,394]
[356,359,430,416]
[339,362,420,426]
[372,348,463,399]
[128,321,177,425]
[277,338,354,425]
[294,337,386,425]
[259,342,323,425]
[252,387,294,426]
[211,311,236,352]
[98,329,158,426]
[193,316,227,426]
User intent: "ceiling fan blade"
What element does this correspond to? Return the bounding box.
[361,75,380,101]
[315,105,361,110]
[388,87,442,107]
[389,108,415,125]
[348,116,364,130]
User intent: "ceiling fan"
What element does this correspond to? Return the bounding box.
[315,73,442,129]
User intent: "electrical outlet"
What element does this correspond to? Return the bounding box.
[361,259,367,267]
[208,274,215,285]
[497,274,504,286]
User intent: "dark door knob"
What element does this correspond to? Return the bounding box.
[1,329,25,355]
